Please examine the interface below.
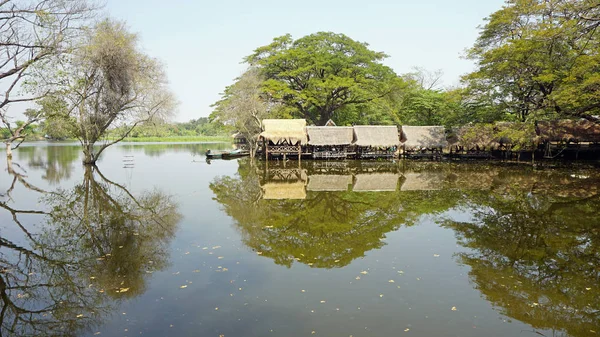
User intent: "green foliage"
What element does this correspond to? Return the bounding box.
[464,0,600,122]
[245,32,403,125]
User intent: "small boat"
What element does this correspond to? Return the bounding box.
[205,149,228,159]
[205,149,250,159]
[221,149,250,159]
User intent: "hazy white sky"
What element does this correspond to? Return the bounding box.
[105,0,505,122]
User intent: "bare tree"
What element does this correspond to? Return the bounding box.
[39,19,176,165]
[0,0,97,158]
[212,68,270,159]
[406,66,444,90]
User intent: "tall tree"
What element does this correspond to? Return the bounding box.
[464,0,600,123]
[245,32,402,125]
[0,0,96,157]
[211,68,270,159]
[40,19,176,164]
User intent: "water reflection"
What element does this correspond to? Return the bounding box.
[445,182,600,336]
[210,160,462,269]
[14,145,80,185]
[0,164,181,336]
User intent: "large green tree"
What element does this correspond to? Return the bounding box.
[245,32,402,125]
[464,0,600,123]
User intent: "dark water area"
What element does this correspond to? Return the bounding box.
[1,142,599,337]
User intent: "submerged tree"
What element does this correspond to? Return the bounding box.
[39,19,176,165]
[0,0,96,158]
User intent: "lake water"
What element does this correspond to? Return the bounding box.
[1,142,599,337]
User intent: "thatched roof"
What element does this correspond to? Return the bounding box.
[231,132,246,139]
[307,175,352,191]
[536,120,600,142]
[307,126,354,146]
[262,181,306,200]
[325,119,336,126]
[260,119,308,145]
[401,126,448,150]
[400,172,445,191]
[353,173,399,192]
[353,126,400,147]
[449,125,500,149]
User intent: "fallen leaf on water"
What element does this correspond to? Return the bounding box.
[76,314,84,318]
[433,254,440,257]
[355,276,361,280]
[185,252,190,255]
[404,328,410,332]
[388,280,395,283]
[311,331,315,334]
[320,300,326,303]
[218,256,224,259]
[379,294,383,298]
[193,269,200,273]
[180,285,188,289]
[172,272,180,275]
[94,332,101,335]
[116,288,129,293]
[257,252,263,255]
[212,246,221,249]
[360,271,368,275]
[215,307,219,311]
[301,289,306,293]
[334,260,340,262]
[202,247,208,250]
[222,268,229,271]
[451,306,457,311]
[586,288,592,291]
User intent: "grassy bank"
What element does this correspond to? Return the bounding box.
[115,135,231,143]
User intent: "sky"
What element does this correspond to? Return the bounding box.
[105,0,506,122]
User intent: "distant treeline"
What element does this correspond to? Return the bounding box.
[1,117,230,141]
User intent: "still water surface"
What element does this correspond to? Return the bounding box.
[1,142,599,337]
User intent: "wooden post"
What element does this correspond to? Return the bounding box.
[265,140,269,161]
[298,144,301,162]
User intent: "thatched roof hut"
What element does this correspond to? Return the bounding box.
[262,181,306,200]
[260,119,308,145]
[307,126,354,146]
[536,120,600,143]
[353,173,399,192]
[401,126,448,150]
[448,125,500,149]
[353,126,400,147]
[307,175,352,191]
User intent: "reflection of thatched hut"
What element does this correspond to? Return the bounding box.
[261,181,306,200]
[353,126,400,159]
[260,119,308,160]
[400,172,445,191]
[401,126,448,157]
[307,126,354,159]
[353,173,399,192]
[307,175,352,191]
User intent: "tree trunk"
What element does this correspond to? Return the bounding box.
[5,142,12,159]
[82,144,96,165]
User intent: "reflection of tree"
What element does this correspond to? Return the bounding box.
[0,165,181,336]
[445,187,600,337]
[14,145,80,185]
[210,160,459,268]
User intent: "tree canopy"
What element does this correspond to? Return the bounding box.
[245,32,402,126]
[464,0,600,123]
